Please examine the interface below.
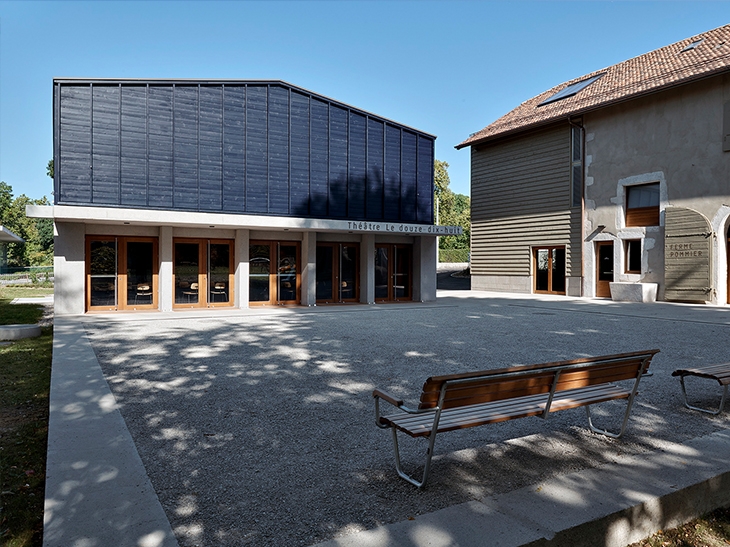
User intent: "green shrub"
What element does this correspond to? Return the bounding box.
[439,249,470,263]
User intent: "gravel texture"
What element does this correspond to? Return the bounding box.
[84,291,730,547]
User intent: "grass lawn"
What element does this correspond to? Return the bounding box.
[629,506,730,546]
[0,286,52,547]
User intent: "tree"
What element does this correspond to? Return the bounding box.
[47,159,54,179]
[433,160,470,251]
[0,182,53,267]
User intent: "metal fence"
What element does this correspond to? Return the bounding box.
[0,266,54,283]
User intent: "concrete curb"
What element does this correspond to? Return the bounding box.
[0,324,41,340]
[313,430,730,547]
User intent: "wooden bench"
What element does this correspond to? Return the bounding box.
[373,349,660,488]
[671,363,730,415]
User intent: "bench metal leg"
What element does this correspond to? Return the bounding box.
[389,427,438,488]
[585,397,636,439]
[679,377,728,415]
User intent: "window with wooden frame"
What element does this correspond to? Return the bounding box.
[625,239,642,273]
[173,238,235,309]
[626,183,660,227]
[86,236,159,312]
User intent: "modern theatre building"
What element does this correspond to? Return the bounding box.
[29,79,459,315]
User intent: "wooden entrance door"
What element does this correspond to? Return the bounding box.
[533,247,566,294]
[596,241,614,298]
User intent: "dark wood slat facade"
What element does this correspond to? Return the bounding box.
[54,79,435,224]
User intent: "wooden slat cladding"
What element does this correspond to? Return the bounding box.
[55,80,435,224]
[471,209,582,276]
[470,123,581,277]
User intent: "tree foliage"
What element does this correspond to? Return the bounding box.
[0,182,53,268]
[434,160,470,250]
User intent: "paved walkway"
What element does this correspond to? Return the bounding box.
[43,291,730,547]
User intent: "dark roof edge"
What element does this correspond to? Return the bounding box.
[455,62,730,150]
[53,78,437,139]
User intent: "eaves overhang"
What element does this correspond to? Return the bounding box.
[0,226,23,243]
[26,205,462,237]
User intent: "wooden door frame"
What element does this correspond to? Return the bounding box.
[316,242,360,304]
[533,246,566,295]
[173,238,235,309]
[206,239,235,308]
[375,243,413,303]
[85,235,159,312]
[248,240,301,306]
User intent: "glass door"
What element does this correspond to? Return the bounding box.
[375,244,412,302]
[316,245,334,302]
[208,242,233,307]
[88,239,118,310]
[277,244,298,304]
[86,236,158,312]
[174,241,203,307]
[340,244,358,301]
[249,241,300,306]
[125,239,157,310]
[534,246,566,295]
[250,244,272,303]
[174,239,234,309]
[375,246,391,301]
[316,243,359,304]
[393,245,412,300]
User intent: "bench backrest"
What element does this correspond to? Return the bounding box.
[418,349,660,410]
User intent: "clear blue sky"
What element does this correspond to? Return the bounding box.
[0,1,728,202]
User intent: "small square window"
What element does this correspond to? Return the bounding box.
[626,183,660,226]
[625,239,641,273]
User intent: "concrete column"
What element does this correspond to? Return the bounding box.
[301,232,317,306]
[235,229,249,308]
[361,234,375,304]
[53,222,86,316]
[159,227,173,312]
[414,236,437,302]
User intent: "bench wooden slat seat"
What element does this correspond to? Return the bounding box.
[671,363,730,415]
[374,349,660,488]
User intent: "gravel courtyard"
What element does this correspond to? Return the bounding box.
[83,292,730,547]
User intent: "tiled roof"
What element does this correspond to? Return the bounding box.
[456,24,730,149]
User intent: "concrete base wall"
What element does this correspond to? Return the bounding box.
[566,276,582,297]
[471,275,533,293]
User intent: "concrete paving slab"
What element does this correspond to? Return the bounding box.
[43,318,177,547]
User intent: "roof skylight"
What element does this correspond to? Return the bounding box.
[538,73,605,106]
[681,39,704,52]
